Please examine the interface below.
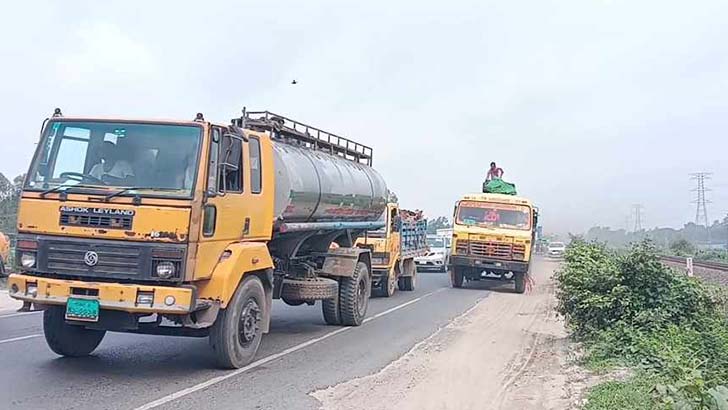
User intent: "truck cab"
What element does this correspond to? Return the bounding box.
[449,193,536,293]
[356,203,427,297]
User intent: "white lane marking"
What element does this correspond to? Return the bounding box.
[134,288,448,410]
[0,334,42,345]
[0,311,41,320]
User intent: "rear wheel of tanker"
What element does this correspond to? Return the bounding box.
[514,271,526,294]
[322,278,342,325]
[210,275,266,369]
[339,261,370,326]
[450,267,464,288]
[43,306,106,357]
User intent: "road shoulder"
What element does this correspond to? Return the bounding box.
[312,259,588,410]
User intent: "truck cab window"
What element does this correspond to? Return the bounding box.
[249,137,262,194]
[219,133,243,192]
[208,129,220,192]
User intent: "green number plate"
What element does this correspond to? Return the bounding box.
[65,298,100,322]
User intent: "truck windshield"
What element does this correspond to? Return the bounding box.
[456,201,531,230]
[26,121,202,198]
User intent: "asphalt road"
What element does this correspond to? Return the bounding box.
[0,270,503,410]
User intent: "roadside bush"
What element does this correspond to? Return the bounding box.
[555,240,728,409]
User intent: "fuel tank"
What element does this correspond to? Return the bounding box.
[272,141,387,225]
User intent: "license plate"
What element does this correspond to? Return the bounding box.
[65,298,100,322]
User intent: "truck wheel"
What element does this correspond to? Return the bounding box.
[379,269,397,297]
[398,260,416,291]
[209,275,266,369]
[322,297,341,325]
[514,272,526,294]
[322,277,342,325]
[450,267,464,288]
[43,306,106,357]
[339,261,370,326]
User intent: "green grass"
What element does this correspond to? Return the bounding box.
[584,373,659,410]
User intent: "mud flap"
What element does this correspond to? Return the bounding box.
[321,247,371,277]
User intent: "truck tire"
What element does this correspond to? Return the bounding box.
[450,267,464,288]
[398,260,416,291]
[43,306,106,357]
[339,261,370,326]
[379,269,397,297]
[209,275,266,369]
[514,272,526,294]
[281,277,338,302]
[322,296,341,325]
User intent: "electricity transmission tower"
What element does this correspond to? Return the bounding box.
[690,172,712,226]
[632,204,644,232]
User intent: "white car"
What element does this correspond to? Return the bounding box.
[547,241,566,258]
[415,235,450,272]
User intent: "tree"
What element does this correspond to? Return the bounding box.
[427,216,451,234]
[0,173,23,234]
[669,238,695,256]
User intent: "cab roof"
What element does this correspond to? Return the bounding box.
[459,193,533,206]
[47,116,208,127]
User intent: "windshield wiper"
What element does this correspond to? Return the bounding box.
[104,187,182,203]
[40,183,104,198]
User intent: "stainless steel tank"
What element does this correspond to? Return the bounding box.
[272,141,387,225]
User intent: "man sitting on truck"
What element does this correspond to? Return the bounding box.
[486,162,504,181]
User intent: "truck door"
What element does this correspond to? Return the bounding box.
[194,127,266,280]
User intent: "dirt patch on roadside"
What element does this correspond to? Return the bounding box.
[312,259,596,410]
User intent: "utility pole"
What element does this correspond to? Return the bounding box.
[690,172,712,227]
[632,204,644,232]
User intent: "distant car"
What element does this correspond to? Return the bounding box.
[547,241,566,258]
[0,232,8,276]
[415,235,450,272]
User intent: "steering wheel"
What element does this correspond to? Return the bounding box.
[59,172,105,185]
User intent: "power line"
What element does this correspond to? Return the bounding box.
[690,172,712,226]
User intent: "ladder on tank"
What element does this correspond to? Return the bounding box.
[232,110,374,166]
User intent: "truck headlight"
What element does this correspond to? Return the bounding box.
[155,261,176,279]
[20,253,36,269]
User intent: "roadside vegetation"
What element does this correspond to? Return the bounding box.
[555,240,728,409]
[668,238,728,263]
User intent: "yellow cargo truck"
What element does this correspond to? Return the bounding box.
[356,203,427,297]
[449,193,537,293]
[0,232,9,276]
[8,109,387,368]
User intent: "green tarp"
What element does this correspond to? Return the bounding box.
[482,178,517,195]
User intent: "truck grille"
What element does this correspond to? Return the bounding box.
[60,213,133,230]
[457,240,526,260]
[46,241,141,276]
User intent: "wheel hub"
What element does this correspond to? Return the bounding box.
[238,299,261,345]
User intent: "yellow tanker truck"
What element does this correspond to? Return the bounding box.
[449,192,537,293]
[8,109,387,368]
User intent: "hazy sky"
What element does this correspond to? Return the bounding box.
[1,0,727,234]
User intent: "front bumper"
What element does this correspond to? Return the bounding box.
[449,255,529,273]
[415,258,446,267]
[7,274,195,314]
